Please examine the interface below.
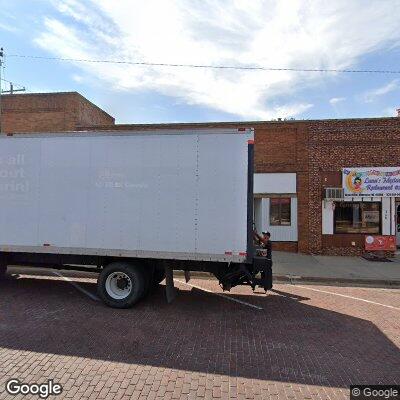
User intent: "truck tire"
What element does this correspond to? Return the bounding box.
[97,262,145,308]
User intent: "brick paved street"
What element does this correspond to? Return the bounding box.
[0,269,399,399]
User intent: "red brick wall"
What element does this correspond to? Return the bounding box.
[273,242,298,253]
[254,127,298,172]
[74,94,115,127]
[307,118,400,255]
[253,123,310,252]
[1,92,114,133]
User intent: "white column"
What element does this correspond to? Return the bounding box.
[254,198,262,233]
[261,198,269,232]
[322,200,334,234]
[382,197,391,235]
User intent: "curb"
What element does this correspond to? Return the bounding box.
[273,275,400,288]
[174,271,400,289]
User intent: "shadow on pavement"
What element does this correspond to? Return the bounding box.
[0,273,399,388]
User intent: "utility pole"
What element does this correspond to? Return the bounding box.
[0,48,25,133]
[2,82,26,95]
[0,47,3,133]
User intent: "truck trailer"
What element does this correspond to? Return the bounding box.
[0,128,269,308]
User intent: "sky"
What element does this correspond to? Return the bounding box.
[0,0,400,124]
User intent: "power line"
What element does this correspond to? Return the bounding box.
[6,53,400,74]
[0,50,26,91]
[1,77,26,89]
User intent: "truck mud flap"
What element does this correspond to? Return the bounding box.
[184,270,191,283]
[253,257,273,290]
[165,263,176,304]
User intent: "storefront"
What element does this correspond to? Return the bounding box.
[322,167,398,250]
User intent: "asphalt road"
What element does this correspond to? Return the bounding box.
[0,268,399,399]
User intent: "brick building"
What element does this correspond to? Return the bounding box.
[2,91,400,255]
[1,92,114,133]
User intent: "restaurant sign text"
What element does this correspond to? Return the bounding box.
[343,167,400,197]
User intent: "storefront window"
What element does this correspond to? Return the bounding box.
[334,202,381,234]
[270,198,291,226]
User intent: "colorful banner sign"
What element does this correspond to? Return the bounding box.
[365,235,396,251]
[343,167,400,197]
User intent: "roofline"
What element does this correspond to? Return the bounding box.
[74,92,114,122]
[1,91,78,97]
[2,91,114,121]
[77,115,399,130]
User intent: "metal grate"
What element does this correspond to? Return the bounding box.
[324,187,344,200]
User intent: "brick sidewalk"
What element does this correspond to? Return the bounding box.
[0,273,399,399]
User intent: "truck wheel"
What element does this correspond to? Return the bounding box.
[97,262,145,308]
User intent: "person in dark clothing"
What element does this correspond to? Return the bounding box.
[260,231,272,258]
[253,230,273,292]
[254,231,271,257]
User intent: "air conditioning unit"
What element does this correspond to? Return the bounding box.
[324,187,344,200]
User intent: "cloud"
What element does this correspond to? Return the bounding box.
[72,74,83,83]
[363,79,400,103]
[381,107,398,117]
[0,8,19,33]
[329,97,345,105]
[0,21,18,33]
[34,0,400,120]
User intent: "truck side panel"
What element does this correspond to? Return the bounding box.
[197,134,248,254]
[0,130,252,262]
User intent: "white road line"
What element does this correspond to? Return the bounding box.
[294,285,400,311]
[53,271,100,302]
[175,279,263,310]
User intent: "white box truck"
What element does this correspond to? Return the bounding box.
[0,128,268,307]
